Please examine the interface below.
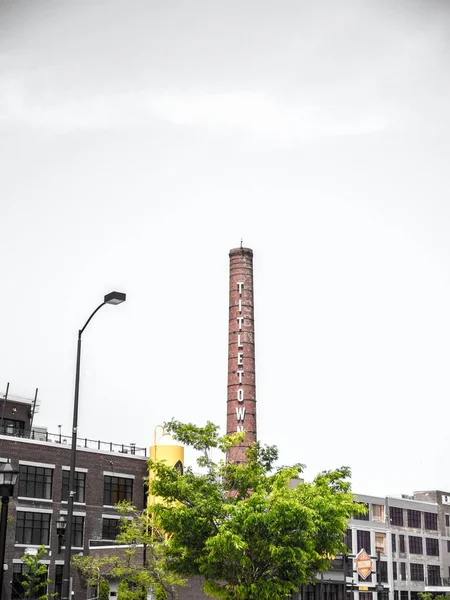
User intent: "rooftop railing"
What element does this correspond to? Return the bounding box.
[0,426,147,457]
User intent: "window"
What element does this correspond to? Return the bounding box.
[400,592,408,600]
[428,565,441,586]
[353,502,369,520]
[390,507,404,526]
[103,476,133,505]
[72,516,84,548]
[344,529,352,552]
[61,471,86,503]
[16,512,51,545]
[102,518,120,541]
[12,564,48,599]
[400,563,406,581]
[357,530,371,554]
[373,504,385,522]
[18,465,53,499]
[424,512,438,531]
[380,561,388,583]
[392,533,396,552]
[407,510,421,529]
[409,536,423,554]
[54,565,63,599]
[2,418,25,437]
[426,537,439,556]
[394,592,399,600]
[410,563,424,581]
[447,540,450,552]
[376,532,386,555]
[446,514,450,527]
[393,562,397,580]
[399,534,406,553]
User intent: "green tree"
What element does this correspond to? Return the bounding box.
[19,546,55,600]
[147,420,363,600]
[99,578,110,600]
[73,505,185,600]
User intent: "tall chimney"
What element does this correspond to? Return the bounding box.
[227,246,256,464]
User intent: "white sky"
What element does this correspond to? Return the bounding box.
[1,0,450,496]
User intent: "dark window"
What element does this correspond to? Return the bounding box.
[72,516,84,548]
[424,512,438,530]
[411,593,419,600]
[12,564,48,599]
[353,502,369,520]
[407,510,421,529]
[428,565,441,586]
[103,476,133,505]
[54,565,63,598]
[447,540,450,552]
[357,530,371,554]
[400,592,408,600]
[400,563,406,581]
[409,536,423,554]
[16,512,50,545]
[1,418,25,437]
[394,592,399,600]
[380,561,388,583]
[102,518,120,540]
[393,562,397,580]
[399,534,406,553]
[392,533,396,552]
[426,537,439,556]
[446,514,450,527]
[410,563,424,581]
[61,470,86,503]
[390,507,404,526]
[18,465,53,499]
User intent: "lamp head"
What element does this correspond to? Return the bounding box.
[56,516,67,536]
[104,291,126,305]
[0,461,19,497]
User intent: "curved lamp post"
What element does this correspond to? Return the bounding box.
[0,461,19,600]
[62,291,126,600]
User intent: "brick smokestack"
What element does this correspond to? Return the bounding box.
[227,246,256,464]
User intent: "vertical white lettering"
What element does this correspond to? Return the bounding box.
[237,316,244,330]
[236,425,244,432]
[238,299,242,312]
[237,282,244,294]
[237,370,244,384]
[237,389,244,402]
[237,352,243,366]
[237,334,243,348]
[236,406,246,420]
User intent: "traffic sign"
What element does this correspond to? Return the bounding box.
[355,549,373,580]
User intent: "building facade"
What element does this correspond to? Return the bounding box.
[0,394,148,600]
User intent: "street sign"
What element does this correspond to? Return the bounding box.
[355,549,373,580]
[359,587,369,591]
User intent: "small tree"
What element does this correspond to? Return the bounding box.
[147,420,364,600]
[73,506,185,600]
[20,546,55,600]
[99,578,110,600]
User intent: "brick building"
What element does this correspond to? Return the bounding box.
[0,394,148,600]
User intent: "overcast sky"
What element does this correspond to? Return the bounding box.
[1,0,450,496]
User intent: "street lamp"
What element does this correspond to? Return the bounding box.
[0,461,19,600]
[62,291,126,600]
[56,516,67,554]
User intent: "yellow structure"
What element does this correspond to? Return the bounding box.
[148,425,184,507]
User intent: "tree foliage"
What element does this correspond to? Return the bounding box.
[19,546,55,600]
[72,504,185,600]
[146,420,363,600]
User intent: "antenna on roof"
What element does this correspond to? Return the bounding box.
[240,238,243,248]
